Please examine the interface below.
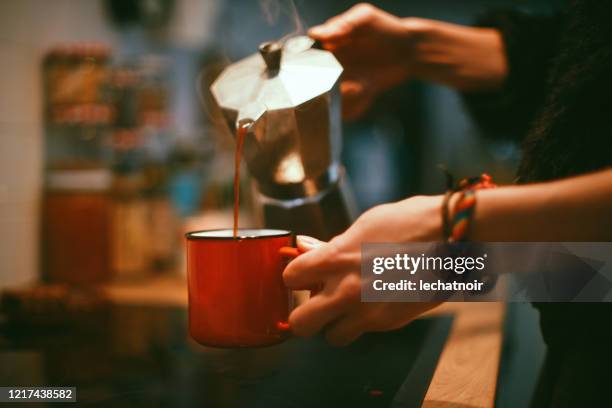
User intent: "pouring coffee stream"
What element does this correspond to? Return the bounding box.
[233,119,253,238]
[232,41,281,238]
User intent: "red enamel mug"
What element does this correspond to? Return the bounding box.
[186,229,301,348]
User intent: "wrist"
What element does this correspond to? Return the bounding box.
[441,173,497,242]
[401,18,507,91]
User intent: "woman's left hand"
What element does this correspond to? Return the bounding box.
[283,195,444,346]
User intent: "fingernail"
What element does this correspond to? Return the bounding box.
[310,25,333,38]
[308,26,324,36]
[276,321,291,331]
[297,235,323,249]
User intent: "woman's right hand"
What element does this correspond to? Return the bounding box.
[310,3,508,121]
[309,3,416,121]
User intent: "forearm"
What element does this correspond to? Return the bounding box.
[402,17,507,91]
[470,169,612,241]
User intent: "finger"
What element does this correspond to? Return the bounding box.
[342,3,376,30]
[283,242,347,289]
[296,235,325,252]
[309,3,373,42]
[289,274,361,337]
[308,24,342,41]
[308,15,352,41]
[341,79,365,96]
[340,80,373,121]
[324,310,369,347]
[283,245,330,289]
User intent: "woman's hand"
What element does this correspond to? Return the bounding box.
[284,168,612,344]
[310,3,507,121]
[309,3,415,120]
[283,195,443,346]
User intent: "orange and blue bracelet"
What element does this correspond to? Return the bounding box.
[441,172,496,242]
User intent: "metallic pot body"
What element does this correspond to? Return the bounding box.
[210,36,354,239]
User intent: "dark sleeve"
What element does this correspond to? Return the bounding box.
[462,10,564,141]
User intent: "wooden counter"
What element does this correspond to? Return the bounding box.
[101,275,505,408]
[422,303,504,407]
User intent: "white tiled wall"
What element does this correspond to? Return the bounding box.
[0,0,118,288]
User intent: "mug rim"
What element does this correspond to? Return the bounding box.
[185,228,292,240]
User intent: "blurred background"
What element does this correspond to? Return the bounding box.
[0,0,564,289]
[0,0,565,406]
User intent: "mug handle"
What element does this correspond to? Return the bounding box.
[276,245,307,333]
[279,246,303,258]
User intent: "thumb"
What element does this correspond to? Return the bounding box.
[297,235,325,252]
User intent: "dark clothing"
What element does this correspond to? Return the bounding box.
[466,1,612,183]
[463,1,612,406]
[530,345,612,407]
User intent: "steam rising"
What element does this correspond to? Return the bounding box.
[260,0,304,44]
[260,0,282,25]
[196,0,306,140]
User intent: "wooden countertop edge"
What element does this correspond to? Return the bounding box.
[422,302,505,408]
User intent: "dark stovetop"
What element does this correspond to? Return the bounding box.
[0,304,452,408]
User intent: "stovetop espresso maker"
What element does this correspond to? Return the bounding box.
[210,36,354,240]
